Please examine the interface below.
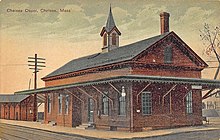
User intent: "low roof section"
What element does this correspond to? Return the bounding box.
[0,94,30,103]
[15,75,220,95]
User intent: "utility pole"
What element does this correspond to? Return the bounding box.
[28,54,46,121]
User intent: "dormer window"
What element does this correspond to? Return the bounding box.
[164,46,172,63]
[112,33,116,45]
[103,33,107,46]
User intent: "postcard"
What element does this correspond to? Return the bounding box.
[0,0,219,139]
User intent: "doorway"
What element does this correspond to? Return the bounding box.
[16,112,18,120]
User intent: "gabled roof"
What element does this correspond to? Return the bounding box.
[43,32,170,79]
[0,94,30,103]
[43,31,208,80]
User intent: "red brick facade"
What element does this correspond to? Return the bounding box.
[44,93,74,127]
[131,83,202,131]
[41,31,206,132]
[43,80,203,131]
[6,10,208,132]
[36,33,206,133]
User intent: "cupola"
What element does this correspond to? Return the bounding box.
[100,6,121,53]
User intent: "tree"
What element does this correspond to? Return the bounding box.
[200,23,220,99]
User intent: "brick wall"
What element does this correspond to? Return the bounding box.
[15,104,20,120]
[0,105,3,119]
[43,80,203,132]
[44,82,132,130]
[137,41,199,68]
[132,67,201,78]
[131,83,202,131]
[45,92,73,127]
[9,104,15,120]
[45,68,131,87]
[91,83,132,131]
[133,41,202,78]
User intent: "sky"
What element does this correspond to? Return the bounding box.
[0,0,220,94]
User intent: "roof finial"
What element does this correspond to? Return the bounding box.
[105,4,115,32]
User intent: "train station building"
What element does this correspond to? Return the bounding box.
[1,7,220,132]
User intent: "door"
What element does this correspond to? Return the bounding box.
[16,112,18,120]
[88,98,94,123]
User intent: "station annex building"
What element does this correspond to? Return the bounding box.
[0,94,34,121]
[1,7,220,132]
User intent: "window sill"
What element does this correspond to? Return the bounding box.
[164,61,172,64]
[118,114,126,117]
[142,114,152,116]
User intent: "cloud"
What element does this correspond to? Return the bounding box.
[112,7,132,24]
[173,7,214,30]
[1,1,219,43]
[119,4,167,40]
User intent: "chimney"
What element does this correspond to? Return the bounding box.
[160,12,170,34]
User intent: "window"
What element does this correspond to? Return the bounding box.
[164,46,172,63]
[102,92,109,115]
[202,102,206,109]
[47,94,51,113]
[119,95,126,115]
[142,92,152,115]
[58,94,62,114]
[207,101,214,109]
[112,33,116,45]
[103,33,107,46]
[65,95,69,114]
[186,91,193,114]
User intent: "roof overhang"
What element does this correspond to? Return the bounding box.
[100,26,121,36]
[15,75,220,95]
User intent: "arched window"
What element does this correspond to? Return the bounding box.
[119,86,126,115]
[119,96,126,115]
[47,94,51,113]
[186,91,193,114]
[102,92,109,115]
[164,46,172,63]
[58,94,62,114]
[112,33,116,45]
[103,33,107,46]
[65,95,69,114]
